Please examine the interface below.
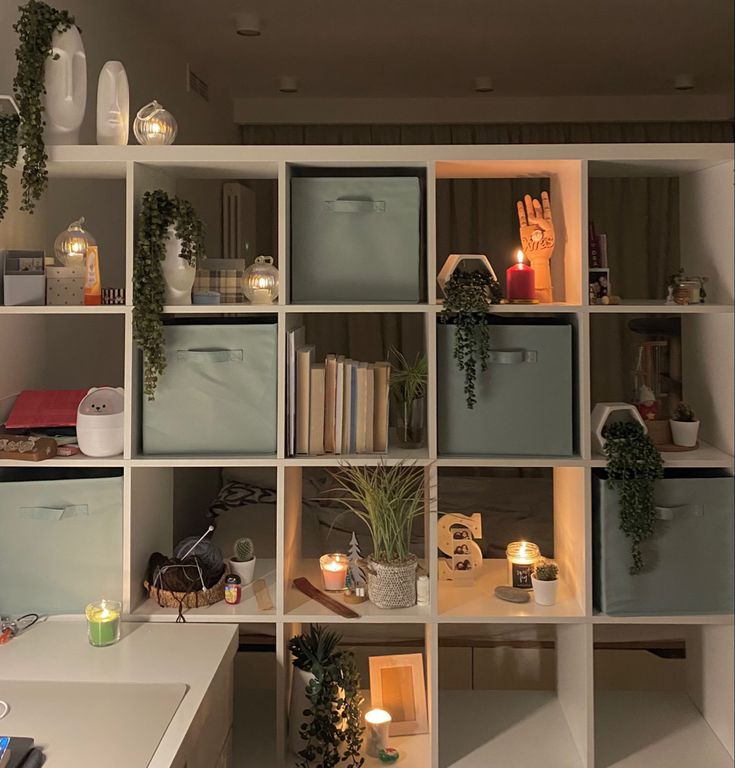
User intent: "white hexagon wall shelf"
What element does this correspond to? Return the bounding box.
[591,402,648,453]
[437,253,498,296]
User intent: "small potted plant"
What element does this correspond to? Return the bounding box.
[288,624,364,768]
[531,559,559,606]
[228,537,256,585]
[327,461,424,609]
[389,347,427,447]
[670,402,700,448]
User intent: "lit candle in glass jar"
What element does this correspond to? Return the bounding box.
[319,553,348,591]
[364,708,392,757]
[506,541,540,589]
[85,599,121,647]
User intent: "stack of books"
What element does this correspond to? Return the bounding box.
[287,328,390,456]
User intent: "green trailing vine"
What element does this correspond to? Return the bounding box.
[13,0,76,213]
[440,269,502,408]
[0,113,20,220]
[134,189,205,399]
[602,421,663,574]
[289,625,364,768]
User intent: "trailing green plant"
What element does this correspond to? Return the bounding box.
[602,421,663,574]
[389,347,427,445]
[326,461,424,564]
[13,0,76,213]
[440,269,502,408]
[672,402,697,422]
[133,189,205,399]
[0,112,20,220]
[289,624,364,768]
[233,537,254,562]
[533,559,559,581]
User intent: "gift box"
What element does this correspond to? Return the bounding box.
[193,258,245,304]
[46,265,85,306]
[2,250,45,306]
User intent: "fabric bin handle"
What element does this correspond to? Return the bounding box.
[176,349,244,363]
[486,349,538,364]
[655,504,704,520]
[20,505,90,520]
[325,199,386,214]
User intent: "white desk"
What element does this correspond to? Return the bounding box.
[0,621,238,768]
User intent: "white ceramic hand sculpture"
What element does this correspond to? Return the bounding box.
[517,191,555,303]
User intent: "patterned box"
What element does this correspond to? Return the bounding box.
[46,265,84,306]
[193,258,245,304]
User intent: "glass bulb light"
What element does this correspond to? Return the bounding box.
[243,255,279,304]
[133,100,178,145]
[54,217,96,267]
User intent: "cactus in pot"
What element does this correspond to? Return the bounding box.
[531,558,559,606]
[228,536,256,585]
[669,402,700,448]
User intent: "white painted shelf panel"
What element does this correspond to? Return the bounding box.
[591,440,734,468]
[0,305,129,315]
[0,453,125,468]
[161,303,279,314]
[592,612,734,625]
[588,301,734,314]
[436,455,584,467]
[287,732,430,768]
[129,455,279,467]
[439,690,584,768]
[595,691,734,768]
[286,446,431,466]
[438,560,584,622]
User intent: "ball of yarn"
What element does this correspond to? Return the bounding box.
[173,537,224,573]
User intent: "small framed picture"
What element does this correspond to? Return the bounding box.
[369,653,428,736]
[589,268,610,304]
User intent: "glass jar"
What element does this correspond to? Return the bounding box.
[243,255,279,304]
[394,396,425,448]
[133,100,177,145]
[54,217,96,267]
[85,599,121,647]
[505,541,540,589]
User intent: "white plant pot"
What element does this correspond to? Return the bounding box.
[161,227,195,305]
[43,27,87,145]
[531,575,558,606]
[670,419,700,448]
[228,557,256,586]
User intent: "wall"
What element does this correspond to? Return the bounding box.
[0,0,237,145]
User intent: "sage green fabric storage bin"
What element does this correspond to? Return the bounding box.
[0,469,123,615]
[593,472,734,615]
[290,175,423,303]
[142,319,277,454]
[437,321,574,456]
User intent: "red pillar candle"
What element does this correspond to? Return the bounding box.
[506,250,535,301]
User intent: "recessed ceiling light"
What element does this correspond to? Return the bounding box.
[474,76,494,93]
[235,12,261,37]
[278,76,298,94]
[674,74,695,91]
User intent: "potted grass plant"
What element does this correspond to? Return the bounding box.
[327,461,424,609]
[389,347,427,448]
[531,559,559,606]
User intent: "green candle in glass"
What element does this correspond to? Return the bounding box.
[85,600,121,647]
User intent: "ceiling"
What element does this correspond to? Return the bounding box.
[141,0,734,100]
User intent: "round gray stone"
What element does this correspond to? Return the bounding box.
[494,586,531,603]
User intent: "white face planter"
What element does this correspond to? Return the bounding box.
[43,26,87,145]
[76,387,124,457]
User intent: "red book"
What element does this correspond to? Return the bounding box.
[5,389,89,429]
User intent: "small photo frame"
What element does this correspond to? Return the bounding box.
[369,653,428,736]
[589,268,610,304]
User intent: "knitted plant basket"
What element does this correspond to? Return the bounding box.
[145,572,226,611]
[367,554,418,609]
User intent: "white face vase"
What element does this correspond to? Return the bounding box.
[96,61,129,145]
[43,26,87,145]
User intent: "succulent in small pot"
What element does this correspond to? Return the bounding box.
[669,402,700,448]
[228,536,256,585]
[531,559,559,606]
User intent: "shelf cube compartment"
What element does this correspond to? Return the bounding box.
[594,624,734,768]
[129,466,277,620]
[0,468,123,615]
[437,316,576,456]
[437,467,587,619]
[439,623,590,767]
[593,469,734,616]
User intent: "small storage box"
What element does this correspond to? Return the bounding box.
[593,471,734,615]
[46,265,84,305]
[2,250,45,306]
[0,469,123,615]
[193,258,246,304]
[142,319,277,454]
[290,174,423,303]
[437,320,574,456]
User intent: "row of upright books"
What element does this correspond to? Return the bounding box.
[287,328,390,456]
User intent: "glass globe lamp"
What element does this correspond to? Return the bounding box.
[243,255,279,304]
[133,100,178,145]
[54,217,96,267]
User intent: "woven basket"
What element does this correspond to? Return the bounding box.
[367,554,418,609]
[145,572,226,609]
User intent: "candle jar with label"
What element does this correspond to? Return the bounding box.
[506,541,540,589]
[85,599,121,647]
[319,553,348,591]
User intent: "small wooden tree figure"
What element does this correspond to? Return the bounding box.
[347,531,366,590]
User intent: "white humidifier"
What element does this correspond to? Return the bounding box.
[76,387,124,457]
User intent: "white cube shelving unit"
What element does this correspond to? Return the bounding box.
[0,143,732,768]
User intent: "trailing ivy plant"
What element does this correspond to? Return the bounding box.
[0,113,20,220]
[13,0,76,213]
[439,269,502,408]
[134,189,205,399]
[602,421,663,574]
[289,624,364,768]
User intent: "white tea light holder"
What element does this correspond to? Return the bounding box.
[437,254,498,296]
[364,709,392,757]
[133,100,177,145]
[243,255,279,304]
[590,402,648,453]
[54,217,96,267]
